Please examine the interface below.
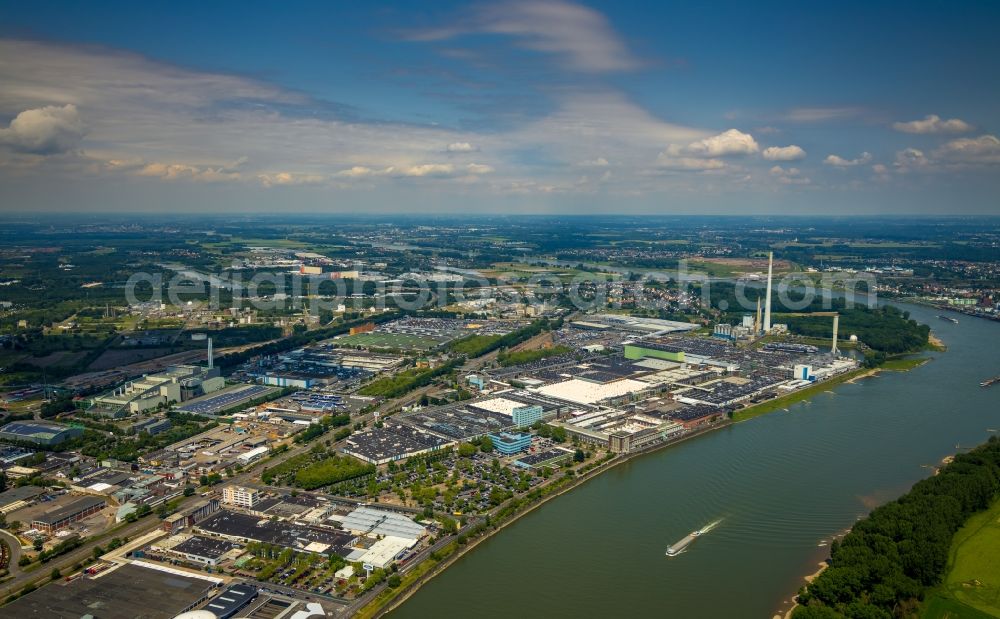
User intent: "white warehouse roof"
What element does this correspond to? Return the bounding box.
[532,378,649,405]
[469,397,524,416]
[337,506,426,542]
[357,536,414,569]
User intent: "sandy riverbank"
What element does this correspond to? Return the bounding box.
[928,333,947,351]
[777,562,829,619]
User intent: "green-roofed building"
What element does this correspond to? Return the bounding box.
[623,343,685,363]
[0,420,84,446]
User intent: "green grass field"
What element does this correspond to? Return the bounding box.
[731,368,868,422]
[924,497,1000,618]
[879,356,930,371]
[336,332,444,350]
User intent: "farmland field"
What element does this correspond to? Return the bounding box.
[336,332,445,351]
[923,497,1000,618]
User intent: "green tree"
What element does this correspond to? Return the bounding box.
[480,436,494,453]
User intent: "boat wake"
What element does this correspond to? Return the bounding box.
[666,519,723,557]
[698,519,723,535]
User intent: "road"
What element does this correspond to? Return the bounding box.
[0,529,22,577]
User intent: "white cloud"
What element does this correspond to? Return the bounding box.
[397,163,456,177]
[8,39,929,202]
[680,129,758,157]
[335,166,376,178]
[334,162,494,179]
[408,0,641,72]
[135,161,242,182]
[768,165,810,185]
[446,142,476,152]
[933,134,1000,164]
[892,114,972,134]
[465,163,494,174]
[257,172,325,187]
[824,152,872,167]
[762,145,806,161]
[893,148,929,172]
[784,107,865,123]
[0,103,87,154]
[655,153,726,170]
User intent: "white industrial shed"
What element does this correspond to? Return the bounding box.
[336,506,426,542]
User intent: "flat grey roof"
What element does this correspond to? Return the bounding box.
[32,496,105,525]
[0,485,46,506]
[1,562,218,618]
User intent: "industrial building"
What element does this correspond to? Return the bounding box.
[571,314,698,335]
[0,420,84,446]
[131,417,173,435]
[1,561,221,619]
[222,485,261,509]
[204,583,259,619]
[346,535,416,569]
[31,495,106,533]
[195,509,355,556]
[90,361,223,416]
[336,506,426,542]
[161,497,220,534]
[342,424,453,465]
[159,534,238,566]
[175,384,276,416]
[623,342,686,363]
[0,486,46,515]
[237,445,269,465]
[550,409,686,454]
[532,377,652,406]
[514,448,574,469]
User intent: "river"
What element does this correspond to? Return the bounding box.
[391,301,1000,619]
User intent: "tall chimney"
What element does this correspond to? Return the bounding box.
[763,251,774,332]
[207,337,214,370]
[755,297,762,334]
[831,314,839,355]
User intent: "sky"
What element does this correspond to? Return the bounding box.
[1,0,999,215]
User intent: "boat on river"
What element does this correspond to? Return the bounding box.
[666,519,722,556]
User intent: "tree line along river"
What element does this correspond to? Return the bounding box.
[390,300,1000,619]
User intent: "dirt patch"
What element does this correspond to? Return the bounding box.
[87,347,172,371]
[695,257,793,270]
[27,351,87,368]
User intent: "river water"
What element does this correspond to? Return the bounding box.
[391,302,1000,619]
